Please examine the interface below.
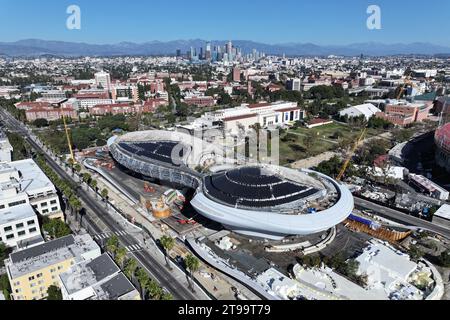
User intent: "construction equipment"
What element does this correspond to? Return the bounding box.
[336,127,367,181]
[62,115,76,163]
[144,182,155,193]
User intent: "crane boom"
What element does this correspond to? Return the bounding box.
[336,128,367,181]
[62,115,76,163]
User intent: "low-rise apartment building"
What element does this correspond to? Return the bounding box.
[5,234,101,300]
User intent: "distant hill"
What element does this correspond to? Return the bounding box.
[0,39,449,57]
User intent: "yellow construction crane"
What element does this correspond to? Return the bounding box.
[62,115,76,163]
[336,127,367,181]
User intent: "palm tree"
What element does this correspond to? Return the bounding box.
[82,173,91,190]
[106,235,119,258]
[74,163,82,176]
[136,268,150,299]
[70,197,82,227]
[124,258,138,281]
[68,158,75,176]
[101,189,109,208]
[160,236,175,270]
[115,246,128,269]
[90,179,98,198]
[161,292,173,300]
[184,254,200,293]
[146,279,162,300]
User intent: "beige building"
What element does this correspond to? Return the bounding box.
[5,234,101,300]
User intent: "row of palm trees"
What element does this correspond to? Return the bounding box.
[105,235,173,300]
[160,235,200,293]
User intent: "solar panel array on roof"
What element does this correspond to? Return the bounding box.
[118,141,190,166]
[204,168,320,208]
[227,167,280,185]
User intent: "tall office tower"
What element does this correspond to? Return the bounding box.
[227,41,233,61]
[227,41,232,54]
[206,42,212,60]
[190,47,195,60]
[200,47,204,60]
[176,49,181,57]
[95,71,111,91]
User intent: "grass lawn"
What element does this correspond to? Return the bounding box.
[279,122,386,165]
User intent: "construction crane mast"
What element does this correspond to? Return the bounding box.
[336,127,367,181]
[62,115,76,163]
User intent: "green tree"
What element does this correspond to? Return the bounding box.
[33,118,49,128]
[184,254,200,293]
[136,268,150,299]
[408,245,424,261]
[160,236,175,270]
[74,164,82,176]
[115,247,128,269]
[124,258,139,280]
[0,242,11,268]
[146,279,163,300]
[438,249,450,267]
[82,172,92,188]
[42,219,72,239]
[90,179,98,198]
[47,285,63,300]
[161,292,174,300]
[106,236,119,258]
[0,274,11,300]
[101,188,109,207]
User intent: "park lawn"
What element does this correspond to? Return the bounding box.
[290,122,358,140]
[278,121,387,165]
[279,129,337,165]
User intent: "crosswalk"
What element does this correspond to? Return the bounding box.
[93,230,128,240]
[126,244,143,252]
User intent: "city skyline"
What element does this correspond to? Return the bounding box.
[1,0,449,46]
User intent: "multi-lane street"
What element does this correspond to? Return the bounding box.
[354,197,450,239]
[0,107,206,300]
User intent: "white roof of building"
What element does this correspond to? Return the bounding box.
[0,203,37,226]
[9,159,56,195]
[434,204,450,220]
[340,103,381,119]
[356,240,419,298]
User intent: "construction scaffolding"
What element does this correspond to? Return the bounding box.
[344,219,411,243]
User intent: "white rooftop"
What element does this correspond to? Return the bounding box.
[0,203,36,225]
[434,204,450,220]
[10,159,56,195]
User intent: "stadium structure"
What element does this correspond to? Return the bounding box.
[435,102,450,173]
[108,130,354,240]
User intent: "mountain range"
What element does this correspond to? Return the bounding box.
[1,39,450,57]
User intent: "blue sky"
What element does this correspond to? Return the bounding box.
[1,0,449,45]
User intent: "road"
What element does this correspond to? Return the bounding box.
[354,197,450,239]
[0,108,203,300]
